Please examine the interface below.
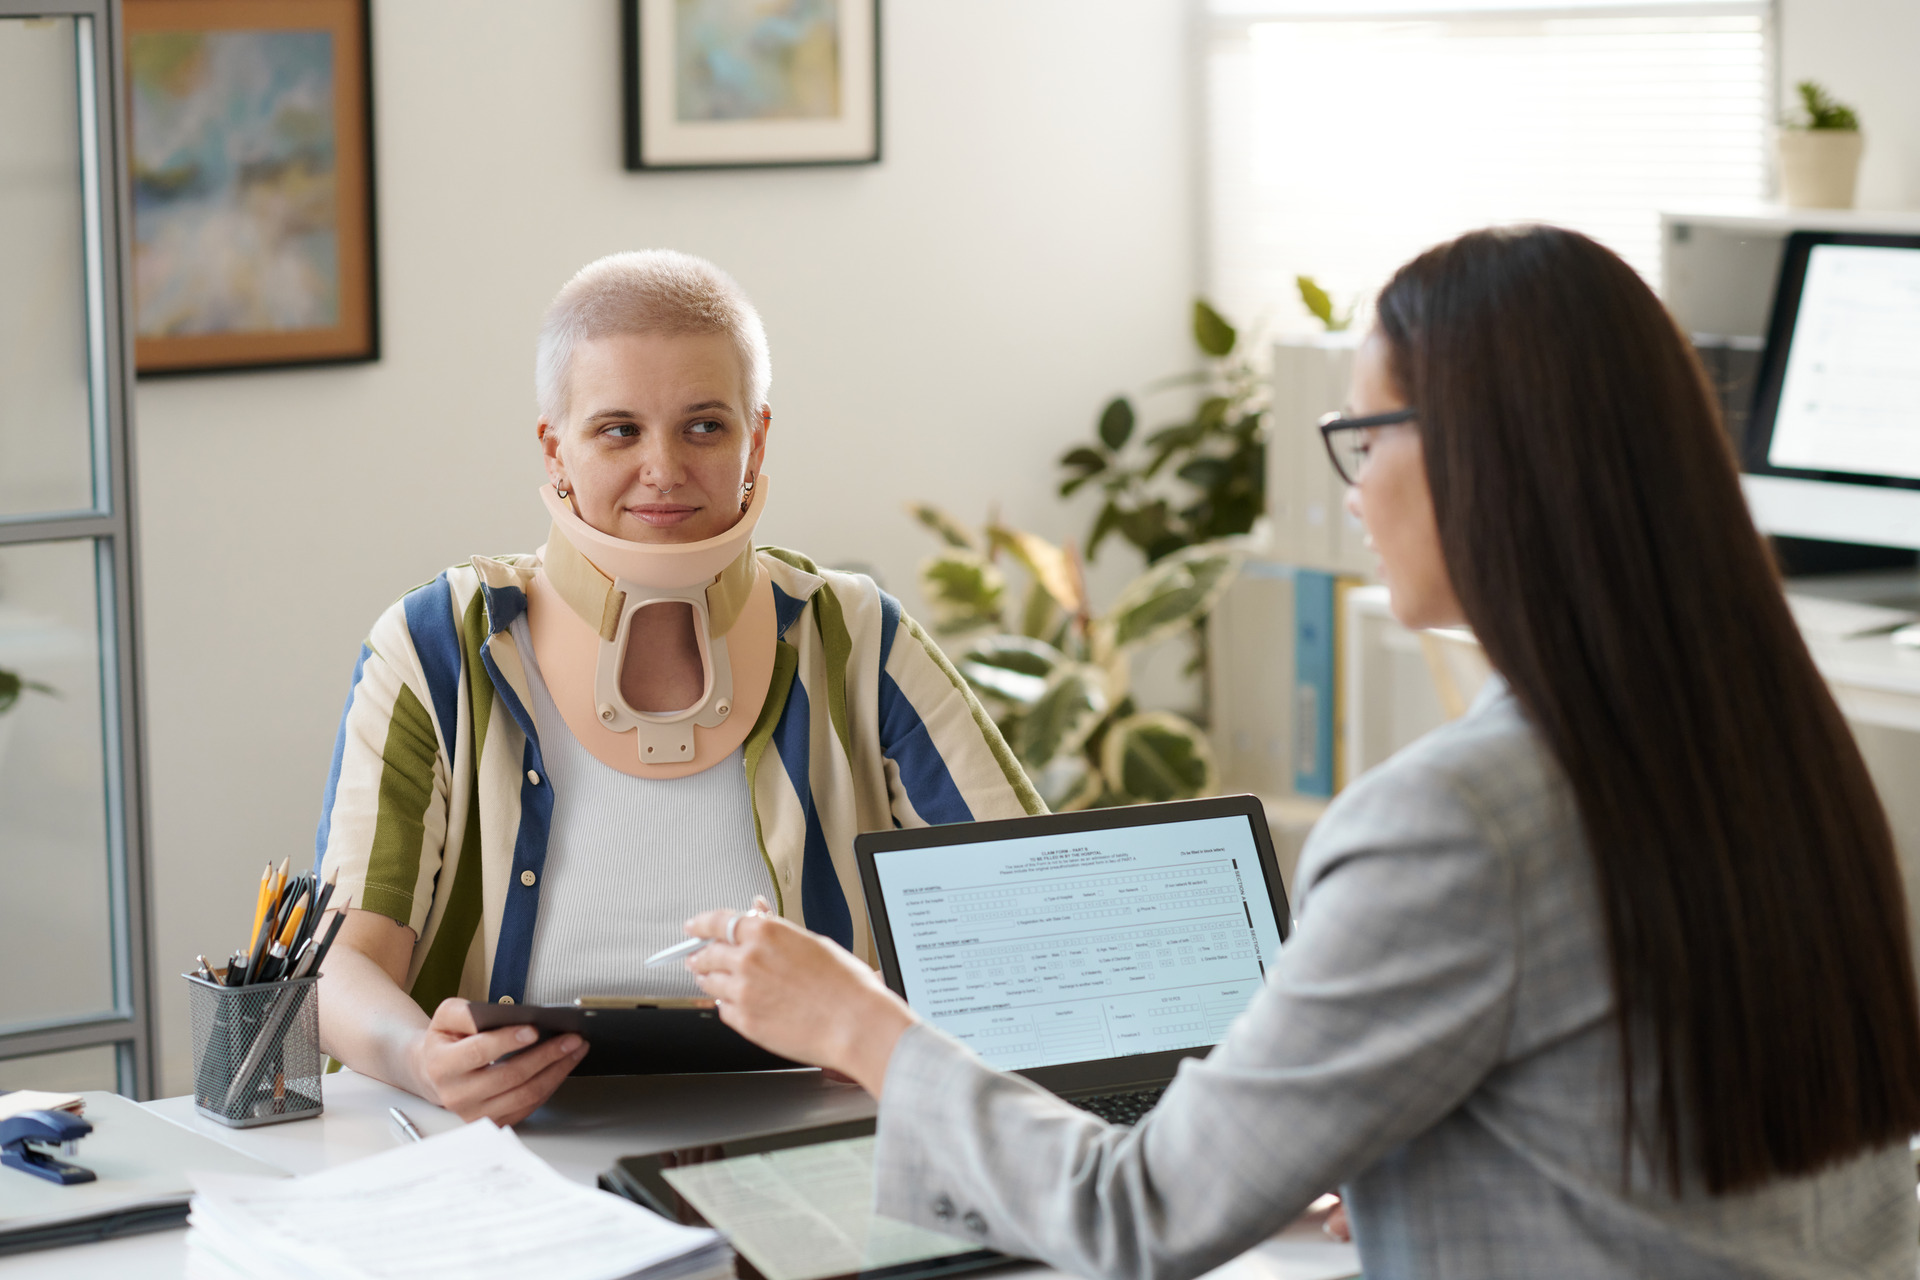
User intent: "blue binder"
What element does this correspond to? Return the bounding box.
[1292,569,1336,797]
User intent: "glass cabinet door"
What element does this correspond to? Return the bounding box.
[0,1,154,1098]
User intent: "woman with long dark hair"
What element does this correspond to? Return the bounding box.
[679,226,1920,1277]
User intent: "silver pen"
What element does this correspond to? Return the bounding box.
[388,1106,425,1143]
[642,936,712,968]
[644,897,771,967]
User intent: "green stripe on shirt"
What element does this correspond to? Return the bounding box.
[361,681,439,923]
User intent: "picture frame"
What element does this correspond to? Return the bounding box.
[623,0,881,172]
[124,0,378,376]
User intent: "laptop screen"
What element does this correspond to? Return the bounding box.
[867,812,1286,1072]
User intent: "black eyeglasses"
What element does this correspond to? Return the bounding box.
[1318,408,1419,486]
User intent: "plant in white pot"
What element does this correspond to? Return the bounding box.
[0,667,56,771]
[1778,80,1864,209]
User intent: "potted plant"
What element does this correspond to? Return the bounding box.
[0,666,55,770]
[1778,80,1864,209]
[911,505,1242,811]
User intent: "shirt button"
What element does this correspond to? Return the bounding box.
[520,869,536,887]
[962,1211,987,1236]
[932,1195,954,1221]
[527,769,541,785]
[498,995,515,1005]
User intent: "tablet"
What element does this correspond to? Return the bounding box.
[466,997,798,1075]
[600,1117,1018,1280]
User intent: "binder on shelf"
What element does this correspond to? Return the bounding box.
[1292,569,1336,797]
[1208,561,1296,796]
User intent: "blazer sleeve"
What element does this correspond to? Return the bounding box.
[314,593,453,939]
[870,754,1518,1280]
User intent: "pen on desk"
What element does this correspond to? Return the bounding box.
[388,1107,425,1144]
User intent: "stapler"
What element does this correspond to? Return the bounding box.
[0,1109,96,1185]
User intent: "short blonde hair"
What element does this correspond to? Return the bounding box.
[535,250,772,428]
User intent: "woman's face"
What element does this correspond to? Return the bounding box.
[540,330,768,544]
[1343,330,1465,630]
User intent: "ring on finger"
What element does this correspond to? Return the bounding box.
[725,908,763,946]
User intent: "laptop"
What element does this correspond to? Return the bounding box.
[855,795,1291,1124]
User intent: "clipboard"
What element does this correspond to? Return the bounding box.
[466,997,799,1075]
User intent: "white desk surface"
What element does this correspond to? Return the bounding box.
[0,1069,1359,1280]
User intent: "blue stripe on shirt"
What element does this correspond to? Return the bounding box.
[772,582,808,641]
[403,573,464,760]
[770,677,854,950]
[878,590,901,668]
[877,669,973,826]
[314,642,372,870]
[480,639,554,1004]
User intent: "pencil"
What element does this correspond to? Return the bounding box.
[246,864,271,961]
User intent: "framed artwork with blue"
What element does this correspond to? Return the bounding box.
[624,0,881,171]
[125,0,377,375]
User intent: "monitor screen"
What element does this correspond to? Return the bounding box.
[1765,242,1920,481]
[867,813,1286,1072]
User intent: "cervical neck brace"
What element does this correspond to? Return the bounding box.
[526,476,776,779]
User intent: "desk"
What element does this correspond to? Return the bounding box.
[0,1070,1359,1280]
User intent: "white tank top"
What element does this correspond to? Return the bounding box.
[511,617,774,1003]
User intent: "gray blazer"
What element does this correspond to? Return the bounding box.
[872,681,1919,1279]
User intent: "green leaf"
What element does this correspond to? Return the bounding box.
[1797,79,1859,130]
[1058,446,1109,499]
[1019,578,1059,640]
[960,633,1066,679]
[1031,756,1104,812]
[1192,300,1237,358]
[1059,446,1107,476]
[908,503,977,550]
[1100,543,1242,652]
[986,525,1084,615]
[0,668,55,716]
[1099,711,1217,803]
[957,659,1048,706]
[1296,274,1337,329]
[1176,457,1234,490]
[1098,397,1136,451]
[1087,501,1125,562]
[918,553,1006,635]
[1115,501,1173,554]
[1011,663,1110,771]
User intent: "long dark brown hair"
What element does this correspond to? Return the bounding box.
[1374,225,1920,1194]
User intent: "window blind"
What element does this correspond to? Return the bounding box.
[1205,3,1769,334]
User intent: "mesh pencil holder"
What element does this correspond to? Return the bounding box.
[185,972,325,1127]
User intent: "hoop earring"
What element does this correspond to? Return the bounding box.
[555,480,571,500]
[740,476,755,513]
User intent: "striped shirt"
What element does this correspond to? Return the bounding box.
[314,546,1043,1013]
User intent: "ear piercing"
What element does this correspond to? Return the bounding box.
[555,479,572,499]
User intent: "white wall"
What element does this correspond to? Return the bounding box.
[1780,0,1920,211]
[135,0,1197,1094]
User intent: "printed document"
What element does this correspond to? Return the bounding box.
[185,1119,728,1280]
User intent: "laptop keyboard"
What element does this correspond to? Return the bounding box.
[1069,1086,1166,1126]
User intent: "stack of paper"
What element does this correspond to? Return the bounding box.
[186,1120,730,1280]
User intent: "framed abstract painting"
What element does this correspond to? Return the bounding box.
[624,0,880,171]
[125,0,377,375]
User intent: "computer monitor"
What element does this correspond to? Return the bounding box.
[1741,230,1920,552]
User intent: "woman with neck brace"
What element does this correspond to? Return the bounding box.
[312,251,1042,1124]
